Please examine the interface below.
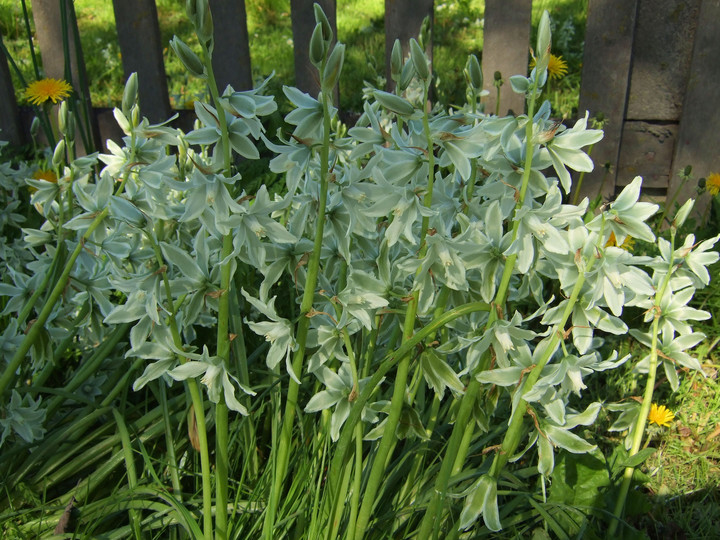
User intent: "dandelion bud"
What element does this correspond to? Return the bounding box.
[683,165,693,177]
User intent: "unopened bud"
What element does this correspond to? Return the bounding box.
[58,101,69,135]
[465,54,482,89]
[309,23,325,67]
[122,73,138,116]
[170,36,205,78]
[410,39,429,81]
[322,42,345,92]
[390,40,402,82]
[314,3,333,45]
[52,139,66,168]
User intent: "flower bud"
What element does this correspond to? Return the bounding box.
[399,60,415,92]
[534,11,552,74]
[52,139,66,168]
[309,22,325,67]
[465,54,482,90]
[322,42,345,92]
[195,0,214,46]
[314,3,333,45]
[122,72,138,116]
[374,90,415,117]
[390,39,402,82]
[58,101,69,135]
[410,38,429,81]
[131,103,141,128]
[170,36,206,78]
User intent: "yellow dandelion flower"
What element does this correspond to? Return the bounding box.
[530,54,569,80]
[706,172,720,196]
[29,169,58,194]
[605,231,635,251]
[648,403,674,427]
[25,78,72,106]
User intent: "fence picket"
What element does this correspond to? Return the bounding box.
[0,30,21,146]
[209,0,253,93]
[576,0,639,203]
[384,0,434,92]
[669,0,720,218]
[291,0,337,98]
[481,0,532,116]
[112,0,172,123]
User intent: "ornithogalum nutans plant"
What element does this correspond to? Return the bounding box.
[0,3,717,539]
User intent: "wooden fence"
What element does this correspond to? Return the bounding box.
[1,0,719,208]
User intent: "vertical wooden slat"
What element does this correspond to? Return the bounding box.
[574,0,638,203]
[113,0,172,123]
[384,0,434,92]
[669,0,720,218]
[290,0,337,98]
[481,0,532,116]
[209,0,253,92]
[0,30,22,146]
[32,0,100,152]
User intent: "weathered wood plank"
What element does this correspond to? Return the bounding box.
[625,0,701,122]
[32,0,100,152]
[209,0,253,92]
[384,0,434,92]
[574,0,638,203]
[290,0,337,98]
[112,0,172,123]
[0,30,22,146]
[616,121,677,188]
[669,0,720,219]
[481,0,532,116]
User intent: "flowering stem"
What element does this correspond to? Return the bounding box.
[418,71,543,540]
[199,35,234,539]
[610,230,676,534]
[263,67,333,540]
[147,225,213,540]
[353,80,436,539]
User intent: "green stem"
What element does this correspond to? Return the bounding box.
[322,301,489,537]
[263,67,333,540]
[353,81,436,539]
[199,36,234,539]
[148,227,213,540]
[418,73,542,539]
[609,232,676,534]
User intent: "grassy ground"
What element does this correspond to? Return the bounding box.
[1,0,587,117]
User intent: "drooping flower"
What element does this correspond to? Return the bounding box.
[705,172,720,196]
[530,53,568,80]
[25,78,72,106]
[648,403,675,427]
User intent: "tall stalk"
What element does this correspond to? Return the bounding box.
[352,78,436,539]
[609,229,676,534]
[263,56,334,540]
[418,58,544,539]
